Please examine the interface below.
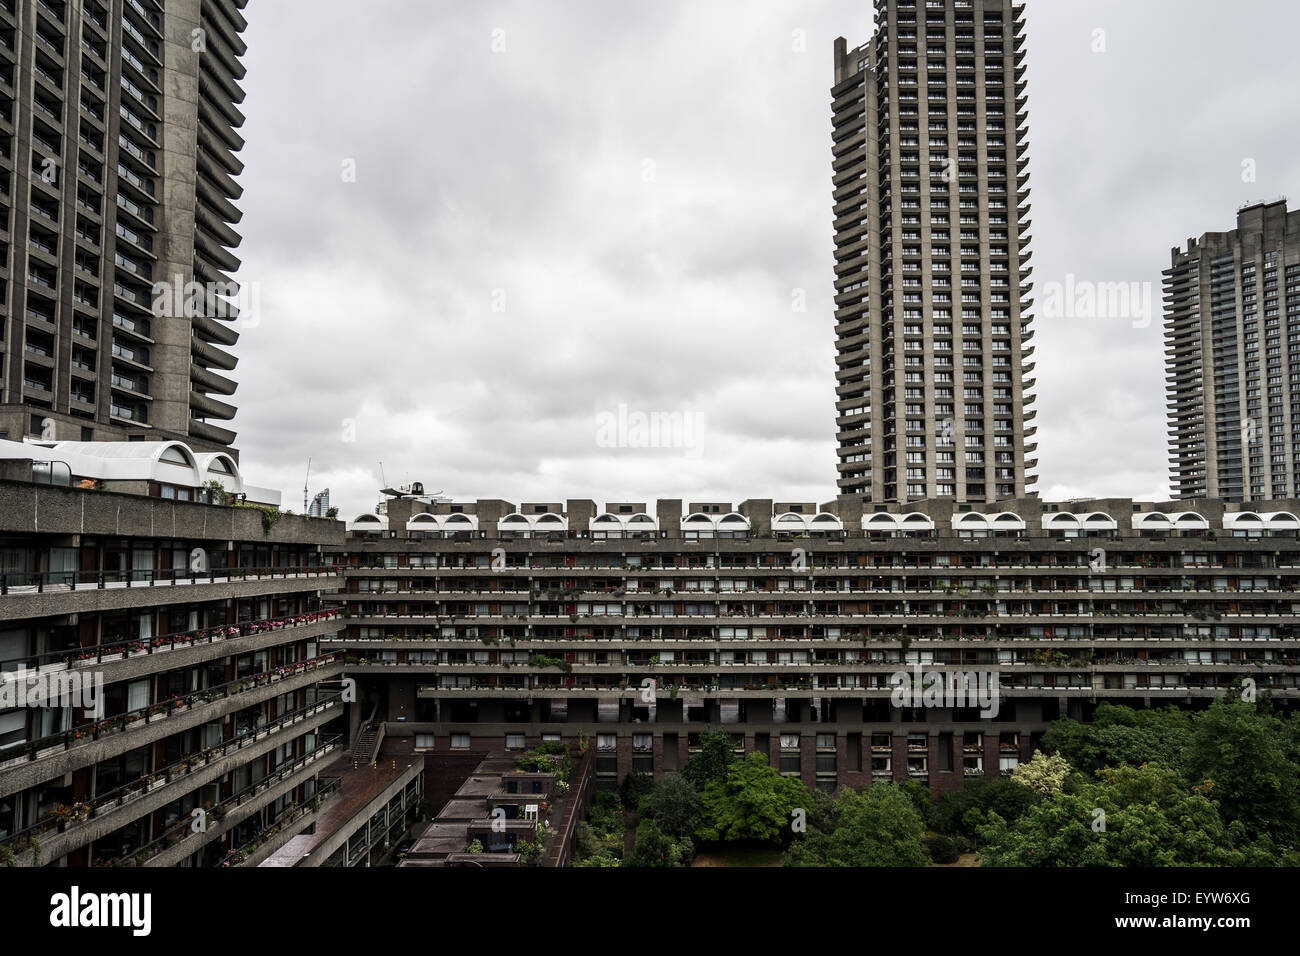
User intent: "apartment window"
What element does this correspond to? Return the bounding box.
[597,734,617,751]
[450,733,470,749]
[415,734,435,750]
[506,733,526,749]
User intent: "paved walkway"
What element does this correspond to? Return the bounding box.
[260,754,415,866]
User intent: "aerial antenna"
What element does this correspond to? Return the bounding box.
[303,458,311,513]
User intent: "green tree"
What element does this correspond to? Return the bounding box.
[1181,695,1300,845]
[977,763,1259,867]
[638,773,701,839]
[1043,703,1193,772]
[786,784,928,867]
[681,728,737,791]
[1011,750,1074,796]
[927,776,1038,843]
[627,818,694,867]
[697,752,806,844]
[620,772,655,810]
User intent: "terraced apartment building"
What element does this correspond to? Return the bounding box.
[333,492,1300,796]
[0,0,250,450]
[831,0,1037,502]
[0,438,348,867]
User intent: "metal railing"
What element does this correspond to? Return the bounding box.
[117,743,343,867]
[1,697,342,855]
[0,654,340,768]
[0,607,342,676]
[0,564,340,596]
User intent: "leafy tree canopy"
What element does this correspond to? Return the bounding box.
[697,752,805,844]
[638,773,702,840]
[681,728,737,791]
[786,784,929,867]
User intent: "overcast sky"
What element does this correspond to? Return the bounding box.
[223,0,1300,519]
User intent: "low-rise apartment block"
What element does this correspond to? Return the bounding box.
[332,491,1300,797]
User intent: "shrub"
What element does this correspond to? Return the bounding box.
[923,834,960,864]
[620,772,655,809]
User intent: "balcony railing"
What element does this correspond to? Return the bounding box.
[1,702,342,860]
[115,746,343,867]
[0,564,340,596]
[0,607,342,672]
[0,654,340,770]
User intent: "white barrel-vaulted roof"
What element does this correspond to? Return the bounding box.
[1223,511,1300,531]
[1131,511,1209,531]
[0,438,280,505]
[403,512,479,533]
[951,511,1027,532]
[1043,511,1118,531]
[498,512,568,533]
[862,512,936,533]
[347,513,389,533]
[589,512,659,532]
[681,512,752,532]
[773,512,844,533]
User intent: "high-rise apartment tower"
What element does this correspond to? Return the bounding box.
[1165,200,1300,502]
[831,0,1037,502]
[0,0,249,451]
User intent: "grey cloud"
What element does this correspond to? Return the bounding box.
[218,0,1299,518]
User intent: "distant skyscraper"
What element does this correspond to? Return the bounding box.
[309,488,331,517]
[831,0,1037,503]
[1165,200,1300,502]
[0,0,250,451]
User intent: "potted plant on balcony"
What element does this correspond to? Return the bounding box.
[52,803,90,831]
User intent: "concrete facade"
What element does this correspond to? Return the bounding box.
[832,0,1037,503]
[1165,200,1300,502]
[333,493,1300,798]
[0,0,249,451]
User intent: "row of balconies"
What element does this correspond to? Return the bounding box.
[411,681,1291,697]
[4,702,341,866]
[342,608,1300,625]
[0,656,342,786]
[342,582,1300,598]
[3,609,342,685]
[342,557,1300,572]
[340,656,1295,673]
